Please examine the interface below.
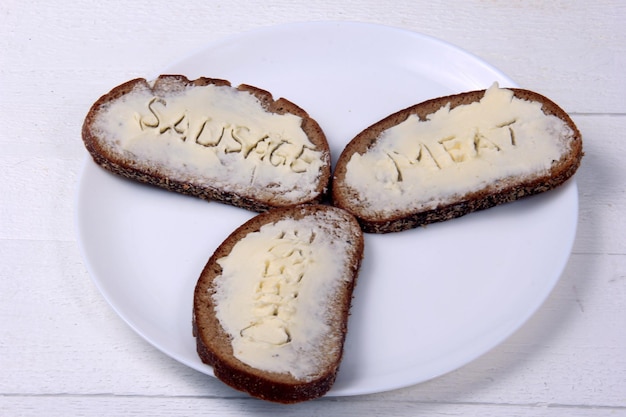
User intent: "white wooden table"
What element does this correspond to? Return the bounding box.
[2,1,625,415]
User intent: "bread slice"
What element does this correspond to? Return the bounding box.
[332,83,583,233]
[82,75,331,212]
[192,204,364,403]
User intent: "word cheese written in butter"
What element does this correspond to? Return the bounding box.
[212,215,349,381]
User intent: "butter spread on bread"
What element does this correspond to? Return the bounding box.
[332,83,583,233]
[193,205,363,403]
[214,216,349,378]
[82,75,331,211]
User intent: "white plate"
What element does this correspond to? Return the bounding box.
[76,22,579,397]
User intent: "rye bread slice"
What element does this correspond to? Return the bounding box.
[332,85,583,233]
[192,204,364,403]
[82,75,331,212]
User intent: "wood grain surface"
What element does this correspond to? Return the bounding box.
[1,1,625,415]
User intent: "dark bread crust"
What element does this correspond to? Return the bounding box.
[331,87,584,233]
[82,75,331,212]
[192,205,364,403]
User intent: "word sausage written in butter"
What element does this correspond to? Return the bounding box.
[137,97,319,173]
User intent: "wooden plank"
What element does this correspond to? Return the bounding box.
[1,2,623,113]
[571,115,626,254]
[2,395,626,417]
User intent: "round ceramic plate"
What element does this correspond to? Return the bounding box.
[76,21,578,396]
